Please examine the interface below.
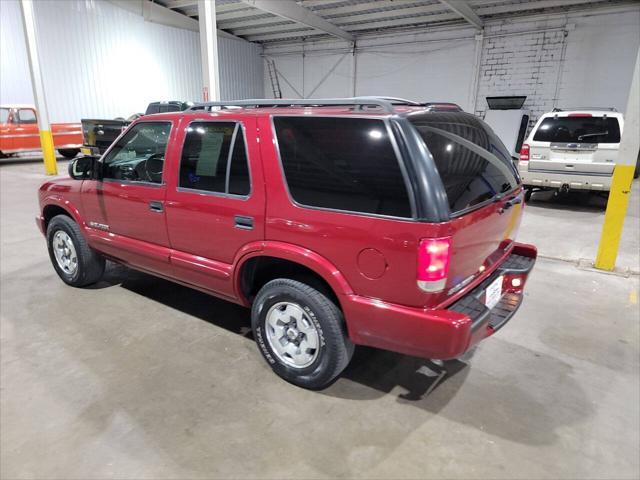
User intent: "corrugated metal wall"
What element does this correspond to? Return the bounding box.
[262,30,478,110]
[0,0,264,123]
[218,35,264,101]
[0,0,34,105]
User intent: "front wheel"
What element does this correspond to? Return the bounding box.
[58,148,80,159]
[252,279,354,389]
[47,215,105,287]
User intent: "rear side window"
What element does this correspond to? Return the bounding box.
[0,108,9,124]
[533,116,621,143]
[410,112,519,214]
[274,117,412,218]
[179,122,250,196]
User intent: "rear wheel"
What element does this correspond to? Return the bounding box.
[524,187,533,202]
[58,148,79,159]
[47,215,104,286]
[251,278,354,389]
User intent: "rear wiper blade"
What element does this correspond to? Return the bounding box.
[578,131,608,140]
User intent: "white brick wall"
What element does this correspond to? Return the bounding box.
[475,28,567,129]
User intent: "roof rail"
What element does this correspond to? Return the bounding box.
[187,97,397,114]
[357,96,422,106]
[552,107,618,112]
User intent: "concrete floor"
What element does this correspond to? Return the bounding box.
[1,159,639,479]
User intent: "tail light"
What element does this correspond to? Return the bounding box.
[519,143,530,161]
[417,237,452,293]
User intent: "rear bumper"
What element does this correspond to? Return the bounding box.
[519,163,612,191]
[342,243,537,360]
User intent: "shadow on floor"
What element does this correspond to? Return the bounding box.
[85,262,594,447]
[527,189,608,212]
[92,262,468,399]
[93,262,254,339]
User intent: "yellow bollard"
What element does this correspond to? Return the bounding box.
[39,129,58,175]
[594,164,636,271]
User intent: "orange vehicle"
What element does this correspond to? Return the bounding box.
[0,105,82,159]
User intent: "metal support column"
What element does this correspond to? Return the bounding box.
[595,48,640,271]
[198,0,220,102]
[468,31,483,114]
[19,0,57,175]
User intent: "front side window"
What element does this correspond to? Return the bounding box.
[0,108,9,124]
[410,112,519,214]
[17,109,36,124]
[179,122,250,196]
[533,116,621,143]
[273,117,412,218]
[101,122,171,184]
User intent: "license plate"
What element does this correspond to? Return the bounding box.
[484,276,503,310]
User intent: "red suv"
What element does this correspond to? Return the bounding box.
[37,98,536,389]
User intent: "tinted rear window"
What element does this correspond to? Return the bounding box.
[409,112,519,214]
[533,116,621,143]
[274,117,412,218]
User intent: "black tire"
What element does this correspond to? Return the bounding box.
[47,215,105,287]
[524,188,533,202]
[252,278,354,389]
[58,148,80,159]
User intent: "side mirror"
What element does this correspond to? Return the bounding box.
[68,156,95,180]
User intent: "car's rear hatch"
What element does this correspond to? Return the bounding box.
[528,113,621,175]
[408,112,524,306]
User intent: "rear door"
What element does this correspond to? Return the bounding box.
[528,114,621,175]
[164,116,264,299]
[409,112,523,295]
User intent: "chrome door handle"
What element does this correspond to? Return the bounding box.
[149,201,164,213]
[234,215,253,230]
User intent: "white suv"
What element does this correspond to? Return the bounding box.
[518,108,624,199]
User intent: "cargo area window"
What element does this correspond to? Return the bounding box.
[532,116,621,143]
[409,112,519,215]
[274,117,412,218]
[179,122,250,196]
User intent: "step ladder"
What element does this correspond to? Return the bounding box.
[266,58,282,99]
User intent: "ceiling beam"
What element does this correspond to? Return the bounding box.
[166,0,198,9]
[240,0,354,42]
[439,0,483,29]
[110,0,199,31]
[245,11,461,42]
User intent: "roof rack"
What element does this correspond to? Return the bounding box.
[357,96,422,106]
[188,97,397,114]
[552,107,618,112]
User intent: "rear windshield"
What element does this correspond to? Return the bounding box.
[409,112,519,214]
[533,116,621,143]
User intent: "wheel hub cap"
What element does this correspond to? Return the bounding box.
[52,231,78,275]
[265,302,320,369]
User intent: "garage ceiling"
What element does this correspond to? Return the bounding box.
[158,0,637,44]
